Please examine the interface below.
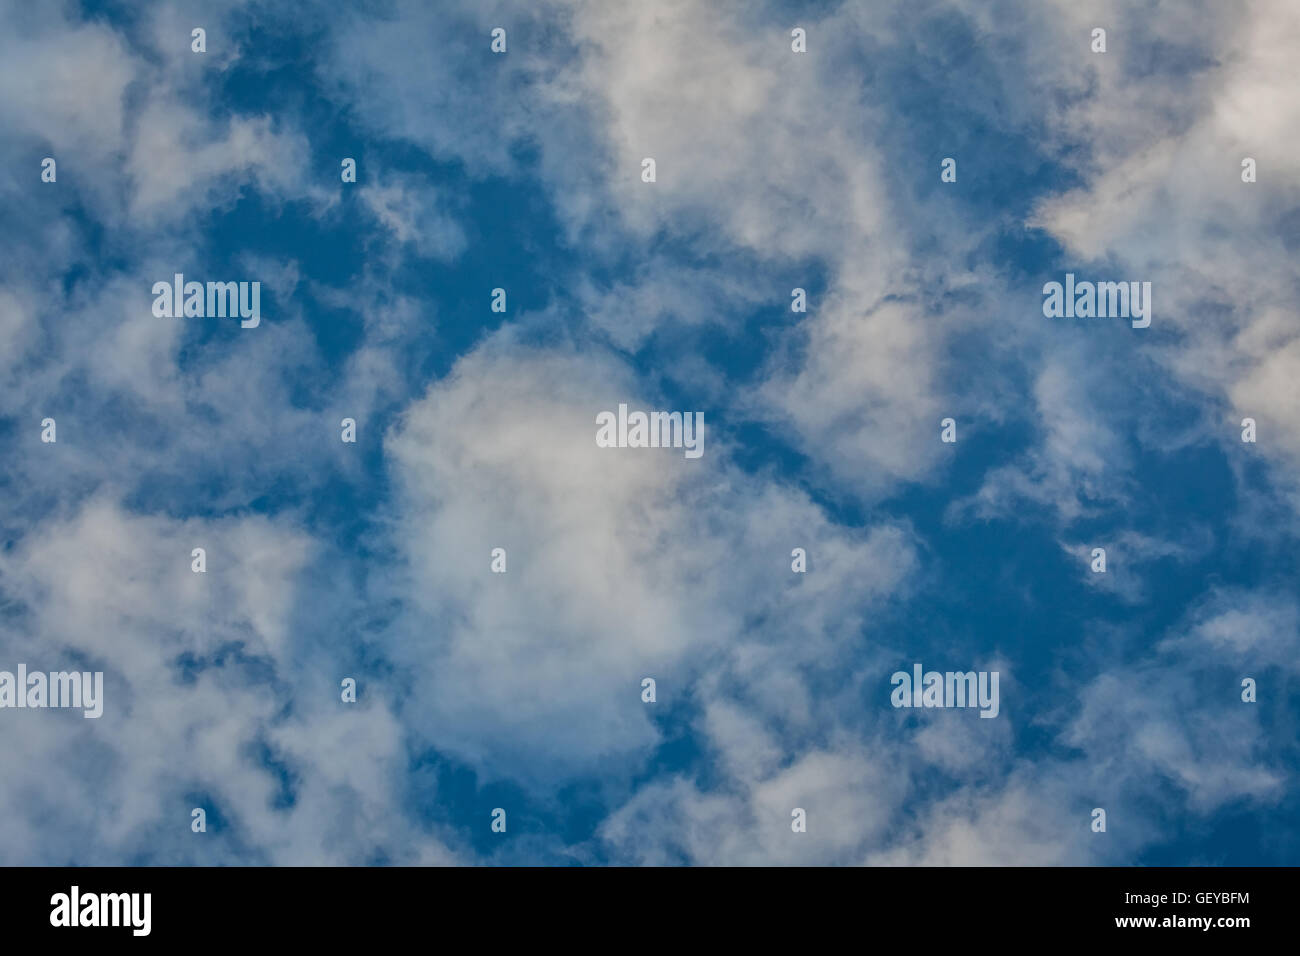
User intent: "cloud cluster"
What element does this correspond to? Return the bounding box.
[0,0,1294,867]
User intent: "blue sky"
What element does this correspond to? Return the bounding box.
[0,0,1297,866]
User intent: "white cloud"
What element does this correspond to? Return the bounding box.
[1027,0,1300,502]
[0,496,457,864]
[381,329,918,785]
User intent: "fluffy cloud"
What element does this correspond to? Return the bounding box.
[1028,0,1300,499]
[0,496,456,864]
[382,329,919,785]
